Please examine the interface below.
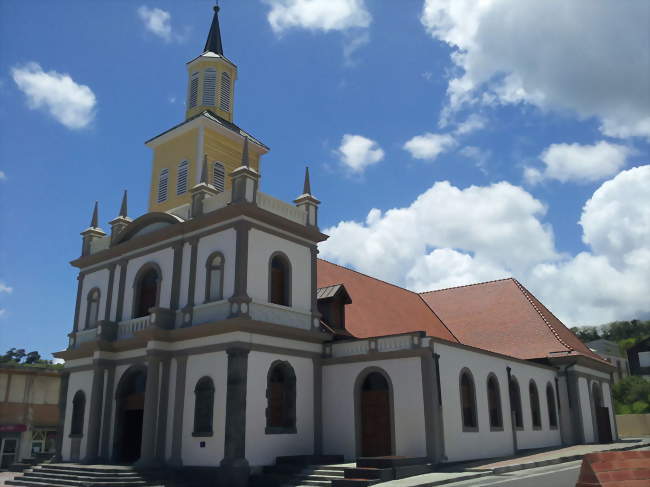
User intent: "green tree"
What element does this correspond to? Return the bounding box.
[24,351,42,364]
[612,376,650,414]
[571,326,600,342]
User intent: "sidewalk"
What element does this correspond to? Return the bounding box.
[378,437,650,486]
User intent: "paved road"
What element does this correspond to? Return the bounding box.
[443,461,582,487]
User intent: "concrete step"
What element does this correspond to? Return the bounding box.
[20,472,150,486]
[41,464,139,474]
[331,479,380,487]
[32,467,142,478]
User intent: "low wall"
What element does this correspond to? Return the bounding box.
[615,414,650,437]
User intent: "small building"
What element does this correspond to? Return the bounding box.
[587,339,630,383]
[627,337,650,380]
[0,364,62,468]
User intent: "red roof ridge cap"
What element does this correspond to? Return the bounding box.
[318,258,419,295]
[418,277,515,295]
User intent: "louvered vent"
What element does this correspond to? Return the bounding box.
[219,72,231,112]
[189,73,199,109]
[213,162,225,192]
[177,161,189,195]
[202,69,217,106]
[158,169,169,203]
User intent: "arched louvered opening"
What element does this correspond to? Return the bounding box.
[205,252,224,302]
[202,68,216,106]
[269,253,291,307]
[133,265,161,318]
[487,374,503,430]
[158,169,169,203]
[86,288,100,329]
[193,377,215,436]
[265,361,296,434]
[530,380,541,429]
[546,383,558,429]
[212,161,225,192]
[510,376,523,429]
[188,72,199,109]
[460,368,478,431]
[70,390,86,436]
[176,160,189,195]
[219,72,231,112]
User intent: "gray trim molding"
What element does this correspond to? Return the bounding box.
[53,372,70,462]
[312,357,322,455]
[104,264,116,322]
[72,274,85,333]
[115,259,128,322]
[99,364,115,460]
[420,353,438,462]
[169,354,188,467]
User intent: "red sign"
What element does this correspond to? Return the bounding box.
[0,424,27,432]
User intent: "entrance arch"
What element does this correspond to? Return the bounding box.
[113,365,147,463]
[355,368,394,457]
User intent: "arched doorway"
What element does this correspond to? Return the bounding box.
[592,382,612,443]
[113,366,146,463]
[357,370,393,457]
[133,265,160,318]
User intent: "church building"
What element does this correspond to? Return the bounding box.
[53,6,618,486]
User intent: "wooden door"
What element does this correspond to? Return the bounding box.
[360,373,392,457]
[596,406,613,443]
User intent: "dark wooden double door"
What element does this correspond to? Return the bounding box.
[360,372,392,457]
[595,406,613,443]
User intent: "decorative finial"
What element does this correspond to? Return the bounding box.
[201,155,209,184]
[241,136,250,168]
[303,167,311,195]
[90,201,99,228]
[119,190,128,218]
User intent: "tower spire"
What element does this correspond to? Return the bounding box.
[204,3,224,55]
[90,201,99,228]
[303,167,311,195]
[119,190,128,218]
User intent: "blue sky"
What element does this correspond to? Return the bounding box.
[0,0,648,359]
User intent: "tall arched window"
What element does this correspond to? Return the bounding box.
[546,382,558,429]
[193,377,215,436]
[530,380,541,429]
[510,376,523,429]
[219,72,231,112]
[459,369,478,431]
[86,288,100,329]
[133,266,160,318]
[212,162,225,192]
[202,68,216,106]
[487,374,503,430]
[70,390,86,436]
[205,252,224,302]
[176,161,189,195]
[265,361,296,434]
[188,72,199,109]
[158,169,169,203]
[269,253,291,306]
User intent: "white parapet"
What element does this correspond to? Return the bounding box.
[117,315,151,339]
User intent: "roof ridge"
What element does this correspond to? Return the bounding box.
[418,277,514,295]
[511,279,574,352]
[317,258,418,296]
[417,294,461,343]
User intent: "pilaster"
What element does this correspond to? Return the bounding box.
[181,237,199,327]
[136,352,162,468]
[84,361,107,463]
[100,364,116,460]
[53,372,70,462]
[229,221,251,319]
[169,354,188,467]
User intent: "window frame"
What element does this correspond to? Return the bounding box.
[202,68,217,106]
[69,390,86,438]
[459,368,479,432]
[546,382,558,429]
[85,287,101,329]
[131,263,162,319]
[487,373,504,431]
[265,361,297,435]
[509,376,524,430]
[529,380,542,430]
[204,251,225,303]
[268,252,292,307]
[192,376,215,437]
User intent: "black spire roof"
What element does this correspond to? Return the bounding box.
[204,5,224,55]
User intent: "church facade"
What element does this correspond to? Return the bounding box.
[54,7,618,486]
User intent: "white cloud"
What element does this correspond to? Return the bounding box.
[343,31,370,66]
[454,113,486,135]
[12,63,96,130]
[526,141,632,185]
[403,133,457,161]
[265,0,371,33]
[420,0,650,138]
[336,134,384,173]
[137,6,173,42]
[0,282,13,294]
[0,171,6,181]
[52,358,65,365]
[459,146,490,173]
[0,309,6,318]
[320,165,650,325]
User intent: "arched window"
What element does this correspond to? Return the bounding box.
[188,72,199,109]
[202,68,216,106]
[265,361,296,434]
[546,383,558,429]
[269,253,291,306]
[212,162,225,192]
[205,252,224,302]
[133,266,160,318]
[86,288,100,329]
[459,369,478,431]
[510,376,523,429]
[193,377,215,436]
[70,390,86,436]
[176,161,189,195]
[158,168,169,203]
[487,374,503,430]
[219,72,231,112]
[530,380,541,429]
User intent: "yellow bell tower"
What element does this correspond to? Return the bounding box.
[144,5,267,214]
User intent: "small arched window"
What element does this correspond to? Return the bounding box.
[205,252,224,302]
[530,380,541,429]
[158,169,169,203]
[510,376,523,429]
[213,162,225,192]
[269,254,291,306]
[134,266,160,318]
[487,374,503,430]
[202,68,217,106]
[176,161,189,195]
[86,288,100,329]
[546,383,558,429]
[219,72,231,112]
[70,390,86,436]
[460,369,478,431]
[265,361,297,434]
[193,377,215,436]
[188,72,199,109]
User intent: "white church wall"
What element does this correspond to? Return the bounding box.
[181,351,228,466]
[61,369,93,461]
[122,247,174,319]
[245,351,315,466]
[193,228,236,306]
[556,374,574,445]
[578,377,595,443]
[164,357,177,460]
[322,357,426,460]
[247,228,311,313]
[109,265,122,322]
[178,242,191,311]
[77,268,110,330]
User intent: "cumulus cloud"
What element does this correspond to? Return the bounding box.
[420,0,650,138]
[12,63,96,130]
[0,282,12,294]
[265,0,371,33]
[336,134,384,173]
[403,133,457,161]
[320,165,650,325]
[137,6,175,42]
[525,141,632,184]
[454,113,486,135]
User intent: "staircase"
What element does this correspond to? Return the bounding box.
[280,465,347,486]
[6,463,166,487]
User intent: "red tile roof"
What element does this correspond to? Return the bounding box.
[317,259,607,364]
